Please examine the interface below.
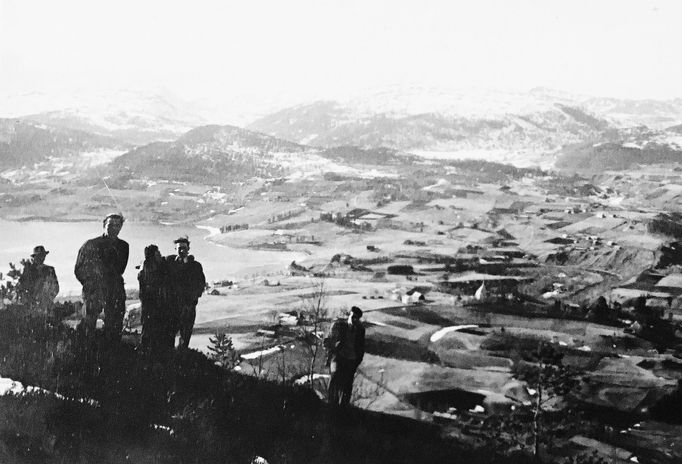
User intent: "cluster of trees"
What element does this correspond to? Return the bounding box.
[445,159,547,182]
[267,207,305,224]
[319,212,373,231]
[647,213,682,239]
[556,141,682,173]
[220,223,249,233]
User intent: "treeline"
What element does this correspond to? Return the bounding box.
[648,213,682,239]
[220,223,249,233]
[556,141,682,172]
[445,159,547,181]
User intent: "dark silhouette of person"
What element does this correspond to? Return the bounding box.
[138,244,174,357]
[17,245,59,313]
[74,213,129,342]
[326,306,365,407]
[165,236,205,349]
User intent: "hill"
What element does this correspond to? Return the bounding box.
[0,119,125,170]
[106,124,308,183]
[556,132,682,173]
[0,308,498,464]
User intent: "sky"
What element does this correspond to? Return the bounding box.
[1,0,680,106]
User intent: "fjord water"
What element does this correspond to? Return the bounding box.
[1,219,303,297]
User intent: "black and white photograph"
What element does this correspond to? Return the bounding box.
[1,1,682,462]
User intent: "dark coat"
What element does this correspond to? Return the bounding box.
[17,263,59,311]
[74,235,129,294]
[138,261,172,314]
[138,259,174,351]
[326,319,365,367]
[165,255,206,306]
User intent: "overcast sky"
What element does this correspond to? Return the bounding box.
[1,0,680,104]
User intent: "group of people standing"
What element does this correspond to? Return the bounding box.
[17,212,206,355]
[74,213,206,354]
[16,212,367,405]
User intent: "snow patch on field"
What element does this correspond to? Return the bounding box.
[196,224,221,237]
[410,149,552,169]
[430,325,479,343]
[271,151,397,180]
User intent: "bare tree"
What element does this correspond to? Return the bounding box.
[298,278,330,387]
[481,342,583,461]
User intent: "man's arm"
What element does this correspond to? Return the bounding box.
[117,241,129,276]
[74,243,87,284]
[75,240,103,283]
[47,267,59,301]
[194,262,206,299]
[356,325,365,366]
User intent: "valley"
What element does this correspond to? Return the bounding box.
[2,88,682,463]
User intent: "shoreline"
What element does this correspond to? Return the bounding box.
[2,217,307,298]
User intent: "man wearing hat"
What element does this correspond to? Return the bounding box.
[74,213,129,342]
[165,235,205,349]
[326,306,365,407]
[17,245,59,313]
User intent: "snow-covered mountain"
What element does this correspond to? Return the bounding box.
[582,96,682,130]
[248,87,615,167]
[248,86,682,168]
[4,86,682,172]
[1,89,207,145]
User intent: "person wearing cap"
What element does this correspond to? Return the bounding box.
[17,245,59,313]
[165,235,205,349]
[326,306,365,407]
[74,213,129,342]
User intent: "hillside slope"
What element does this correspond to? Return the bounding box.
[250,100,611,154]
[108,125,308,183]
[0,119,125,169]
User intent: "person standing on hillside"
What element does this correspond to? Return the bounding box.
[17,245,59,313]
[138,244,174,357]
[326,306,365,407]
[74,213,129,342]
[166,236,205,349]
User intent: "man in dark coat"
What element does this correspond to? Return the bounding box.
[17,245,59,313]
[74,213,129,342]
[326,306,365,407]
[165,236,205,349]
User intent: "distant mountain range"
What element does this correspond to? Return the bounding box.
[248,99,612,154]
[2,86,682,175]
[1,89,207,145]
[248,87,682,170]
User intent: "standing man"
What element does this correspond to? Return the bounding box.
[17,245,59,313]
[74,213,129,342]
[166,236,205,349]
[326,306,365,407]
[138,244,174,357]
